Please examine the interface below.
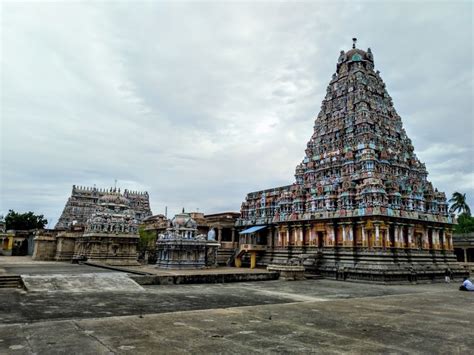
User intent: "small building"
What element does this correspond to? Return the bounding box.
[1,228,36,257]
[155,212,219,269]
[453,233,474,270]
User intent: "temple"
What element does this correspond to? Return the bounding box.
[33,185,151,265]
[236,39,466,282]
[55,185,152,230]
[155,211,220,269]
[73,191,140,265]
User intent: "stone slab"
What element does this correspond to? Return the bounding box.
[0,280,472,353]
[21,273,144,292]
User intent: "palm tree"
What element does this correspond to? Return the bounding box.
[449,192,471,216]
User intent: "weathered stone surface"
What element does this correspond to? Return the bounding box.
[32,233,57,261]
[267,264,306,280]
[0,280,472,353]
[21,272,144,292]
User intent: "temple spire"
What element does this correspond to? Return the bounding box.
[352,37,357,49]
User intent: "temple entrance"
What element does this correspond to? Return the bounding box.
[12,239,28,256]
[403,226,409,248]
[389,226,395,248]
[415,233,423,249]
[317,231,324,248]
[428,230,433,250]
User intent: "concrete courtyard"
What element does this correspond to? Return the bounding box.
[0,258,473,355]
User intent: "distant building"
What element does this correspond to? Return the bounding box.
[55,185,152,229]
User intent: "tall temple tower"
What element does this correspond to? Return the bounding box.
[237,39,466,282]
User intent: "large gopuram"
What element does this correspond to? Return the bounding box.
[55,185,152,230]
[237,39,466,282]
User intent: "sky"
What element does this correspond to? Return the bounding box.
[1,0,473,227]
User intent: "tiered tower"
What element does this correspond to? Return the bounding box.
[237,39,465,282]
[55,185,151,229]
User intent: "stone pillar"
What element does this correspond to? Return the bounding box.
[446,232,453,251]
[393,224,399,248]
[348,225,354,247]
[423,228,430,250]
[327,224,336,246]
[231,228,236,244]
[342,225,347,246]
[217,227,222,243]
[398,224,404,248]
[267,226,273,248]
[308,224,315,246]
[407,225,414,249]
[374,223,380,248]
[361,223,367,247]
[439,229,445,250]
[296,225,303,246]
[286,224,291,246]
[304,224,311,246]
[464,248,468,263]
[280,225,285,246]
[433,228,440,250]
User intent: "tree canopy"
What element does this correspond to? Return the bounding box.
[454,213,474,234]
[449,192,474,234]
[4,210,48,230]
[449,192,471,216]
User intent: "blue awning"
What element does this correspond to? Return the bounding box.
[239,226,267,234]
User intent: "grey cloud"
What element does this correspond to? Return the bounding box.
[1,1,472,225]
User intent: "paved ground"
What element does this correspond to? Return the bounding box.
[0,256,114,275]
[1,278,473,354]
[0,256,272,276]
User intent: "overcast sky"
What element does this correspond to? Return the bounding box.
[1,1,473,227]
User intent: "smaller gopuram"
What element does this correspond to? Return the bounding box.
[155,211,220,269]
[73,191,140,265]
[56,185,152,230]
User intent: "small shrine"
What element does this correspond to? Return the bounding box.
[155,211,220,269]
[73,190,140,265]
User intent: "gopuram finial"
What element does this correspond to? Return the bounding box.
[352,37,357,49]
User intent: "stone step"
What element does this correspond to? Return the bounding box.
[0,275,23,288]
[21,273,144,292]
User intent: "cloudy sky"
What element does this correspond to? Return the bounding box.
[1,0,472,227]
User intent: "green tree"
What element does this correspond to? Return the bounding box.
[4,210,48,230]
[138,226,157,263]
[449,192,471,216]
[454,213,474,234]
